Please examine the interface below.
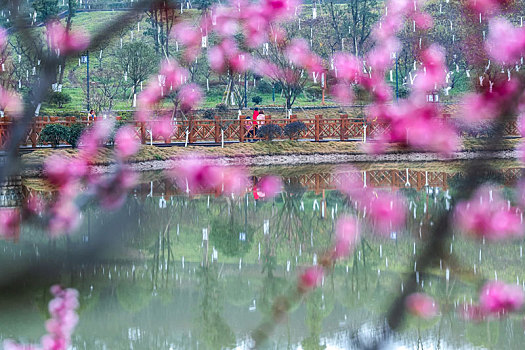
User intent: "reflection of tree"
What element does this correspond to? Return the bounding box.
[302,289,334,350]
[210,197,253,258]
[116,280,152,313]
[195,265,235,349]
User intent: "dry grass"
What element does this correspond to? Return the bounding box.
[21,137,523,170]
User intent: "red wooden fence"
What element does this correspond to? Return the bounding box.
[0,114,520,148]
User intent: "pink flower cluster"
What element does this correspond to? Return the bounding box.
[42,120,139,236]
[46,21,90,55]
[167,155,250,196]
[284,39,323,75]
[455,186,523,241]
[459,281,524,321]
[369,100,459,154]
[4,285,79,350]
[209,39,252,73]
[336,168,406,234]
[406,293,439,319]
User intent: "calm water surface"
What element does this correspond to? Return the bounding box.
[1,163,525,349]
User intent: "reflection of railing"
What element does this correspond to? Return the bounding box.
[2,114,520,148]
[129,168,523,197]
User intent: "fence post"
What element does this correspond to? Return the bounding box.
[214,116,221,143]
[188,117,195,144]
[340,114,348,141]
[314,115,321,142]
[140,122,146,144]
[239,115,246,142]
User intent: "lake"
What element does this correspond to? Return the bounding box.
[1,161,524,349]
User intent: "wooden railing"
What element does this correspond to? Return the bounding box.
[0,114,521,148]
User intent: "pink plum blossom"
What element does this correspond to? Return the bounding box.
[413,45,447,92]
[485,17,525,65]
[257,175,283,199]
[333,53,361,82]
[0,208,20,239]
[367,192,406,234]
[299,266,324,290]
[406,293,439,319]
[4,286,79,350]
[114,126,140,160]
[221,167,251,196]
[333,216,359,259]
[0,27,6,48]
[412,12,434,30]
[44,155,88,188]
[480,281,524,315]
[330,83,354,105]
[455,186,523,240]
[46,21,90,55]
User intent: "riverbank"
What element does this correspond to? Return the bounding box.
[20,139,522,176]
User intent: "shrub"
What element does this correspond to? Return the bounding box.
[203,109,215,120]
[215,103,229,117]
[67,123,86,148]
[251,96,262,105]
[39,124,68,147]
[48,92,72,108]
[257,123,282,141]
[283,121,306,140]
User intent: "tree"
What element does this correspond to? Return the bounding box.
[145,1,177,56]
[48,91,71,108]
[117,42,158,105]
[32,0,59,23]
[84,66,125,112]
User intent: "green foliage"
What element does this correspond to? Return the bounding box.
[251,95,263,105]
[32,0,59,22]
[215,103,229,116]
[49,92,72,108]
[39,124,68,147]
[256,79,274,94]
[67,123,86,148]
[257,123,282,141]
[283,121,307,140]
[203,109,215,120]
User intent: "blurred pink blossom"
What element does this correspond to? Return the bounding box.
[46,21,90,55]
[96,168,138,210]
[480,281,524,315]
[0,87,23,118]
[412,12,434,30]
[457,303,486,322]
[455,186,523,240]
[413,45,447,91]
[179,83,203,111]
[151,115,175,141]
[160,59,188,90]
[221,167,251,196]
[0,208,20,239]
[262,0,300,21]
[367,192,406,234]
[257,175,283,199]
[167,156,222,194]
[333,216,359,259]
[44,155,88,188]
[406,293,439,319]
[48,199,81,237]
[299,266,324,290]
[333,53,361,82]
[115,126,140,160]
[330,83,354,105]
[485,17,525,65]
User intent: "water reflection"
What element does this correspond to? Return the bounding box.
[1,162,525,349]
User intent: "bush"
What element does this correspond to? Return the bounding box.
[67,123,86,148]
[257,123,282,141]
[251,96,262,105]
[203,109,215,120]
[215,103,229,116]
[48,92,72,108]
[283,121,306,140]
[39,124,68,147]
